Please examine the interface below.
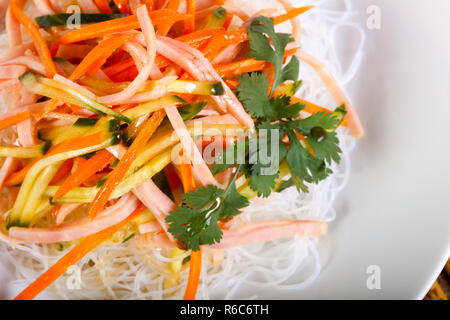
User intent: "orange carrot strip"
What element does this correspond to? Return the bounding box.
[70,34,136,81]
[178,155,201,301]
[113,0,131,14]
[53,149,116,201]
[50,159,74,185]
[156,0,182,35]
[167,0,181,11]
[14,203,146,300]
[94,0,112,13]
[289,95,348,127]
[202,29,248,59]
[272,6,314,25]
[10,0,57,78]
[0,111,32,131]
[214,58,267,78]
[184,248,202,300]
[184,0,196,34]
[89,110,166,219]
[179,153,195,193]
[5,132,106,187]
[103,58,136,77]
[54,10,190,47]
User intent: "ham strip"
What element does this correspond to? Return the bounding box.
[33,0,55,15]
[154,37,254,129]
[77,0,100,13]
[9,193,140,243]
[133,179,177,242]
[54,203,83,226]
[98,6,156,105]
[6,6,22,48]
[0,157,20,189]
[296,50,364,139]
[2,56,46,75]
[0,65,27,80]
[17,117,38,147]
[0,43,34,64]
[138,221,162,234]
[208,220,328,249]
[166,106,219,187]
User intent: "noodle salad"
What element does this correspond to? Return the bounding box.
[0,0,363,300]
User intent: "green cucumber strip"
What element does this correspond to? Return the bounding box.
[204,7,227,29]
[81,77,225,96]
[35,13,129,28]
[40,77,132,124]
[47,148,173,204]
[166,81,225,96]
[8,134,119,227]
[0,143,49,158]
[122,96,186,120]
[74,118,100,127]
[20,71,107,117]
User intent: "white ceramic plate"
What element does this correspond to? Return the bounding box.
[1,0,450,300]
[278,0,450,299]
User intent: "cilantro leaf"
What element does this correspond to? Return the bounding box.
[211,140,248,175]
[248,172,279,198]
[270,95,304,119]
[166,205,222,252]
[237,73,274,119]
[308,131,342,165]
[182,185,224,209]
[218,180,249,220]
[166,169,249,251]
[248,16,297,94]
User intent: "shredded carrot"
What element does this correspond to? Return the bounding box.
[0,111,33,132]
[5,132,106,187]
[89,110,166,219]
[104,28,220,78]
[70,34,136,81]
[50,159,74,185]
[167,0,181,11]
[178,155,201,301]
[113,0,131,14]
[53,10,190,49]
[14,204,146,300]
[10,0,57,78]
[179,153,195,193]
[202,29,248,60]
[157,0,182,35]
[53,149,116,201]
[184,248,202,300]
[223,13,234,30]
[272,5,314,25]
[94,0,112,13]
[184,0,196,34]
[215,58,267,78]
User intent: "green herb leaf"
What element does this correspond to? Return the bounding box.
[248,16,297,94]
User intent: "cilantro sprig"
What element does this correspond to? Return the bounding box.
[166,168,249,251]
[166,15,347,251]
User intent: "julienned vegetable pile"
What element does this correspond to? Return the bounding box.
[0,0,363,301]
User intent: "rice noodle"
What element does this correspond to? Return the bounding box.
[0,0,364,300]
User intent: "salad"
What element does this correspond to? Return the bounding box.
[0,0,363,300]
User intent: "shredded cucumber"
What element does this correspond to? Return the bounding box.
[0,142,51,158]
[8,134,120,227]
[36,13,129,28]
